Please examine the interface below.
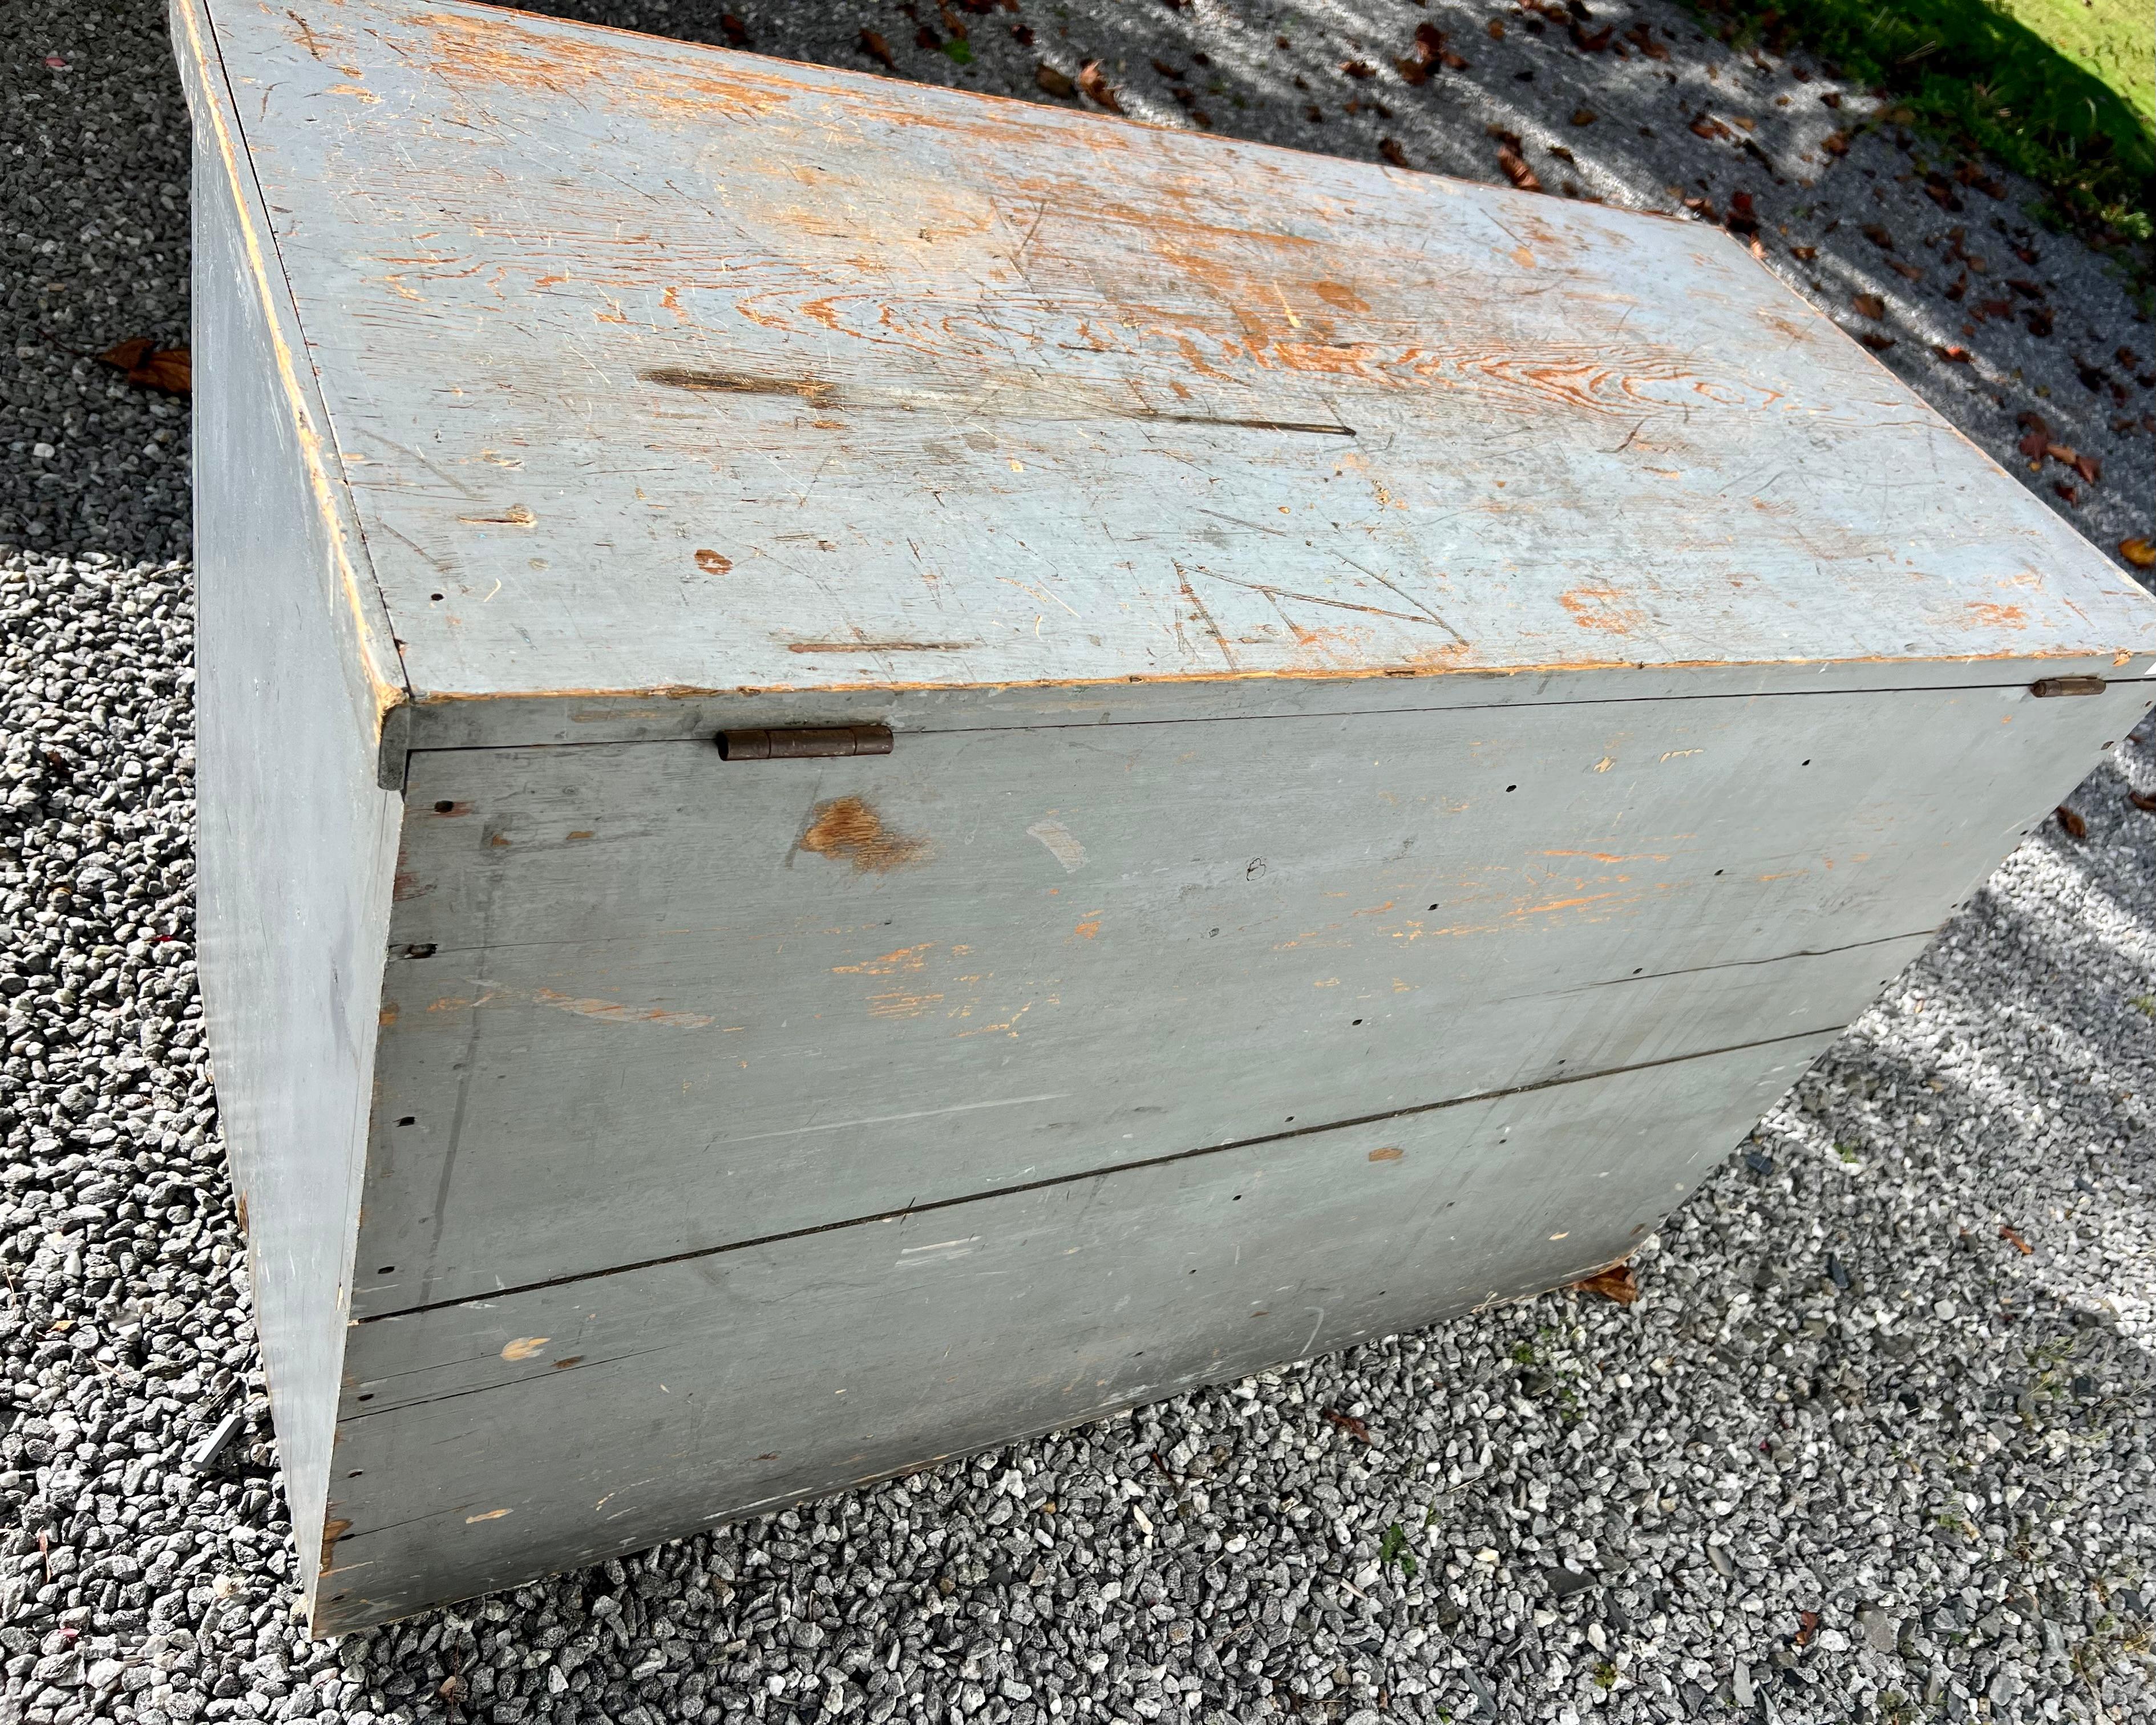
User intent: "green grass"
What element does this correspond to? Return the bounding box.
[1690,0,2155,252]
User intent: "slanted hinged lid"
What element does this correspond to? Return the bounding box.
[188,0,2156,757]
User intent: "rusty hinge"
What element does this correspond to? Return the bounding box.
[717,723,893,760]
[2029,676,2106,698]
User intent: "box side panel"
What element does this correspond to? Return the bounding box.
[183,13,404,1603]
[318,1031,1830,1630]
[357,681,2140,1313]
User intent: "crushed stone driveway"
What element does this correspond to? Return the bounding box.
[2,2,2153,1723]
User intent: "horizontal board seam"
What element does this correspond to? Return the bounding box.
[397,673,2147,757]
[349,1021,1843,1327]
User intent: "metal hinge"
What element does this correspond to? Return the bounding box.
[717,723,894,760]
[2029,676,2106,698]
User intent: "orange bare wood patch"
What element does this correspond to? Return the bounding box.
[799,796,932,872]
[1570,1262,1639,1303]
[1557,586,1647,634]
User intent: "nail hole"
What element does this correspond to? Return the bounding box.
[396,1117,415,1128]
[1505,784,1518,792]
[433,800,455,813]
[430,592,445,602]
[1351,1018,1363,1026]
[376,1265,395,1275]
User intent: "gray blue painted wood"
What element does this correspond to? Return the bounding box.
[174,0,2156,1634]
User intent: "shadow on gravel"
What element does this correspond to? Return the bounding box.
[3,2,2155,1722]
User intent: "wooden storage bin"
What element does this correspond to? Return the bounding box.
[175,0,2156,1632]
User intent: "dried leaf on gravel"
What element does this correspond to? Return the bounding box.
[1822,130,1850,155]
[2057,805,2087,839]
[1859,333,1895,351]
[1570,1263,1639,1305]
[1378,137,1409,168]
[1852,293,1885,320]
[1861,223,1895,251]
[1034,62,1075,98]
[1690,112,1731,141]
[2130,788,2156,811]
[1496,143,1542,192]
[1396,21,1445,83]
[98,338,190,396]
[2121,538,2156,570]
[1794,1610,1821,1647]
[1571,107,1596,126]
[1935,345,1973,364]
[1322,1407,1374,1445]
[2073,453,2101,485]
[1341,59,1375,79]
[857,28,897,70]
[1570,23,1612,51]
[1624,24,1667,59]
[1486,17,1504,37]
[1999,1225,2033,1256]
[1077,60,1121,112]
[1789,244,1817,261]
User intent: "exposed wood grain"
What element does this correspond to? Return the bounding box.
[316,1034,1831,1631]
[200,0,2156,750]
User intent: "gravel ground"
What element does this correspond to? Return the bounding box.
[4,2,2156,1724]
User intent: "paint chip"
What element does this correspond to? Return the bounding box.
[1368,1146,1405,1162]
[465,1508,512,1524]
[1026,818,1089,873]
[500,1336,549,1361]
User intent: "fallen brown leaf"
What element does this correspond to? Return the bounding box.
[1625,24,1668,60]
[1077,60,1122,112]
[1690,112,1732,141]
[1789,244,1817,261]
[1487,17,1505,37]
[1497,144,1543,193]
[1571,106,1597,126]
[1852,293,1885,320]
[2055,482,2079,504]
[98,338,190,396]
[1379,137,1410,168]
[1999,1224,2033,1256]
[1934,344,1973,363]
[1858,333,1896,351]
[1822,130,1850,156]
[2057,805,2087,839]
[1571,23,1613,51]
[1861,222,1895,251]
[1034,62,1075,97]
[1890,261,1924,282]
[2121,538,2156,570]
[1395,21,1444,83]
[1341,59,1376,79]
[1322,1407,1374,1445]
[858,28,898,70]
[1793,1610,1820,1649]
[2073,452,2101,485]
[1571,1263,1639,1305]
[2130,789,2156,811]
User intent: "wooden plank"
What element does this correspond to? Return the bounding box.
[206,0,2156,738]
[317,1031,1833,1631]
[354,681,2114,1315]
[402,655,2156,753]
[174,0,408,1614]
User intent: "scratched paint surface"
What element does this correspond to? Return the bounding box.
[213,0,2156,727]
[351,682,2122,1315]
[317,1036,1828,1631]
